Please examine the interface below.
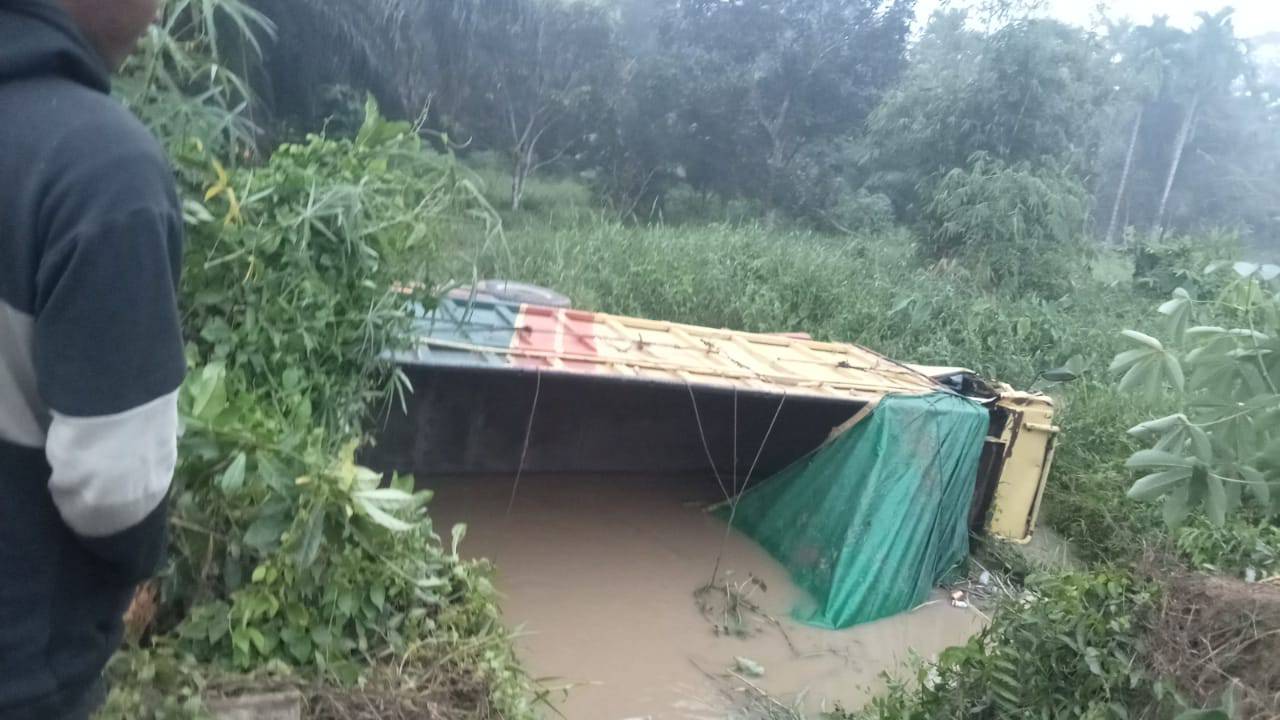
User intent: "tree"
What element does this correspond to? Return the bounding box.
[864,13,1109,217]
[1100,18,1169,246]
[920,153,1090,296]
[1153,10,1247,239]
[644,0,915,214]
[477,0,620,211]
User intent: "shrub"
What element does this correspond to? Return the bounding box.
[1111,262,1280,527]
[1132,230,1242,297]
[828,187,896,236]
[919,153,1090,296]
[100,98,533,718]
[853,570,1166,720]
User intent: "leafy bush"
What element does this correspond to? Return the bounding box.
[853,571,1166,719]
[828,187,896,236]
[1173,519,1280,578]
[920,153,1090,296]
[1111,262,1280,526]
[180,104,489,438]
[1132,231,1242,297]
[145,104,531,709]
[103,10,532,706]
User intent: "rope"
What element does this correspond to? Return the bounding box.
[686,383,730,503]
[710,392,788,585]
[505,368,542,517]
[732,388,739,497]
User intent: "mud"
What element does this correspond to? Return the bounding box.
[430,474,984,719]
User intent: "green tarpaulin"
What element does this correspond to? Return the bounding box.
[720,392,988,628]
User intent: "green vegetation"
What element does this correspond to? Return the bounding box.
[1111,265,1280,526]
[920,154,1090,296]
[96,3,531,718]
[853,571,1168,719]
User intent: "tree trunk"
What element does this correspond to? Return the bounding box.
[1154,93,1199,240]
[1105,105,1143,247]
[511,150,529,212]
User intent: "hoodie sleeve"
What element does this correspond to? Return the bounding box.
[33,108,186,583]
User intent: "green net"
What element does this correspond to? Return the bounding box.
[720,392,988,628]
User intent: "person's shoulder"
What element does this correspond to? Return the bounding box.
[52,81,172,179]
[20,78,181,227]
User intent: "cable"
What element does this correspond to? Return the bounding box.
[505,368,542,517]
[686,382,730,503]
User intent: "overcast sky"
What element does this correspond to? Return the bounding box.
[914,0,1280,36]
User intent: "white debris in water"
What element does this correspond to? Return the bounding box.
[733,656,766,678]
[1246,567,1258,583]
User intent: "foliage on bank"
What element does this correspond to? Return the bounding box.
[96,3,532,718]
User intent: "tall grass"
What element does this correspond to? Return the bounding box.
[450,212,1145,387]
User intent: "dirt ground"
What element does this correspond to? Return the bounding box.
[1147,568,1280,718]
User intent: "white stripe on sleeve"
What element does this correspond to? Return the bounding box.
[45,389,178,537]
[0,302,48,448]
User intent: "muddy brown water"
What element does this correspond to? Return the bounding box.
[430,474,983,719]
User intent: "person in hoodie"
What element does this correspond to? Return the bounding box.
[0,0,183,718]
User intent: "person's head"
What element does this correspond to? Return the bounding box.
[55,0,161,70]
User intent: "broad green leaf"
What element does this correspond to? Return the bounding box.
[336,591,356,616]
[189,362,227,421]
[355,497,415,532]
[1187,425,1212,463]
[1158,290,1192,340]
[1185,326,1228,339]
[295,507,325,569]
[1126,449,1194,470]
[451,523,467,556]
[1084,647,1104,676]
[352,488,417,506]
[1040,367,1079,382]
[353,465,382,491]
[1163,353,1185,392]
[243,511,290,552]
[1118,355,1166,399]
[1110,348,1153,372]
[1127,468,1192,501]
[1128,414,1185,438]
[219,452,247,494]
[390,472,415,494]
[1233,261,1260,278]
[1121,329,1163,350]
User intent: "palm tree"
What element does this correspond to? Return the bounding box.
[1102,18,1167,246]
[1153,9,1245,238]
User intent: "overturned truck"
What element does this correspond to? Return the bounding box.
[370,293,1058,627]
